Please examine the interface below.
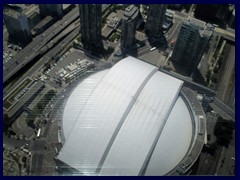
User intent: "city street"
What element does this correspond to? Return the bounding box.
[30,139,45,175]
[216,45,235,106]
[211,98,235,121]
[4,27,80,97]
[3,134,30,149]
[3,4,235,176]
[138,49,166,67]
[166,10,188,43]
[4,6,79,84]
[11,112,35,138]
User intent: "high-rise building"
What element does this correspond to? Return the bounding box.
[39,4,63,18]
[123,4,140,9]
[228,8,235,29]
[145,4,166,46]
[171,18,212,76]
[79,4,103,50]
[4,9,32,45]
[120,5,139,50]
[194,4,230,28]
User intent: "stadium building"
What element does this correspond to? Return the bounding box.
[55,56,206,175]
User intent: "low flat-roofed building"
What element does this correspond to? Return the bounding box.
[136,32,147,44]
[67,63,78,72]
[7,81,45,123]
[102,26,114,39]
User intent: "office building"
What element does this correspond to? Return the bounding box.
[228,9,235,29]
[120,5,139,50]
[145,4,166,46]
[194,4,230,27]
[171,18,212,76]
[4,9,32,45]
[39,4,63,18]
[79,4,103,50]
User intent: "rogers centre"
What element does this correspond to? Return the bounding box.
[55,56,206,175]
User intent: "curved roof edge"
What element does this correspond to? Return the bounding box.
[167,87,206,175]
[55,57,207,176]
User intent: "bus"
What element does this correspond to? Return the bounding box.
[150,47,156,51]
[37,128,41,138]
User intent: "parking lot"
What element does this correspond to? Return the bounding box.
[3,41,22,66]
[138,48,167,67]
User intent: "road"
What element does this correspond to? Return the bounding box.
[158,68,235,121]
[196,146,223,175]
[165,10,188,43]
[211,97,235,120]
[30,139,46,175]
[3,134,30,149]
[42,19,80,51]
[4,7,79,84]
[28,87,67,175]
[206,112,217,144]
[195,112,235,175]
[4,27,80,98]
[166,21,181,43]
[138,49,166,67]
[198,31,219,80]
[183,79,234,120]
[216,44,235,107]
[137,44,151,56]
[214,27,235,42]
[215,129,235,175]
[43,93,65,138]
[173,10,190,19]
[11,112,35,138]
[159,69,216,96]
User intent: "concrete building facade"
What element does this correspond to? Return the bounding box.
[38,4,63,18]
[4,9,32,45]
[120,5,139,50]
[145,4,167,46]
[79,4,103,50]
[171,18,212,76]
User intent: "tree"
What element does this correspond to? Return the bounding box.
[37,103,43,110]
[214,117,235,148]
[211,74,218,83]
[3,113,10,134]
[27,120,35,129]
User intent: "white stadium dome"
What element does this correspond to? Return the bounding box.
[57,56,206,175]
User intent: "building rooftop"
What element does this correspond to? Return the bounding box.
[8,81,45,118]
[116,9,124,19]
[190,18,206,29]
[123,5,138,20]
[136,32,147,41]
[201,28,213,37]
[57,57,204,175]
[4,8,21,18]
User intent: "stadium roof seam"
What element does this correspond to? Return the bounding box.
[96,67,158,174]
[139,81,183,175]
[63,69,109,142]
